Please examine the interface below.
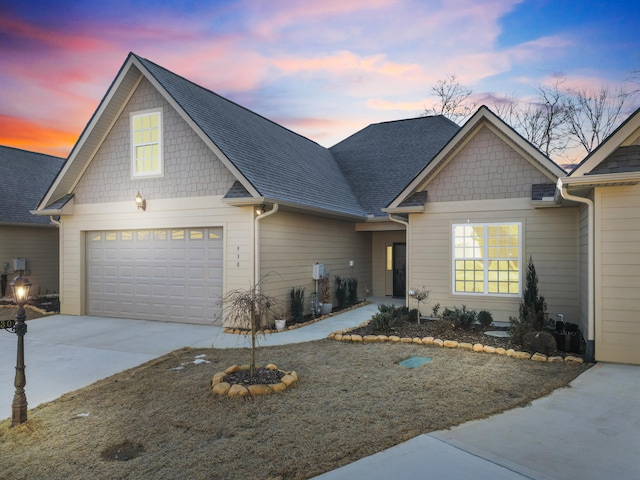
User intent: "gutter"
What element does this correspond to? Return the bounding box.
[254,204,279,286]
[557,178,595,363]
[388,214,409,306]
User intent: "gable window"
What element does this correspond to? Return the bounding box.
[131,109,162,177]
[452,222,521,296]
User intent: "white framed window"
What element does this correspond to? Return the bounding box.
[131,109,163,178]
[452,222,522,296]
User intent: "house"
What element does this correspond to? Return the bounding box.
[558,106,640,365]
[33,52,639,365]
[33,52,457,325]
[0,145,64,297]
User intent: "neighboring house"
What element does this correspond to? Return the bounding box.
[32,52,640,365]
[0,145,64,297]
[558,106,640,365]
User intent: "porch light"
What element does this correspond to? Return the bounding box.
[135,191,146,211]
[255,204,266,215]
[8,272,31,426]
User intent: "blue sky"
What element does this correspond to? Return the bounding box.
[1,0,638,159]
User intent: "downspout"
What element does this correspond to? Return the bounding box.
[558,180,595,363]
[50,216,62,313]
[388,214,409,306]
[254,204,279,286]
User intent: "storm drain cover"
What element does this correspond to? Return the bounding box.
[399,356,432,368]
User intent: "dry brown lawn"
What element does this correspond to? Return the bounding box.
[0,339,589,480]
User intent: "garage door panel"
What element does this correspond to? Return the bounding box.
[87,227,223,324]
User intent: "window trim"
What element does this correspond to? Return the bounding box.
[131,108,163,179]
[451,222,522,297]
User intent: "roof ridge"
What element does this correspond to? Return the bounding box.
[132,53,327,150]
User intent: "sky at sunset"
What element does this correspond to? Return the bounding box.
[1,0,639,160]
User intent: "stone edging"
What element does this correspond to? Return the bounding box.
[211,363,299,397]
[223,302,369,335]
[327,330,584,364]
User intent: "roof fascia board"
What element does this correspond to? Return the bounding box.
[571,108,640,177]
[38,55,141,210]
[132,57,261,198]
[223,196,365,221]
[559,171,640,188]
[381,206,424,214]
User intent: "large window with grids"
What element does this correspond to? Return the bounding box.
[131,109,162,178]
[452,222,521,296]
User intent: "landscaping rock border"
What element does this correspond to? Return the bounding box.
[328,330,584,364]
[211,363,299,397]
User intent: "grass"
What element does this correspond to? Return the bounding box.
[0,339,589,480]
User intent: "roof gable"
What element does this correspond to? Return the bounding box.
[38,53,364,218]
[388,106,566,209]
[570,106,640,177]
[0,145,64,224]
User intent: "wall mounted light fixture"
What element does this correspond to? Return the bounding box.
[255,204,266,215]
[135,192,146,211]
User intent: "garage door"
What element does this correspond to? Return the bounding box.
[87,227,223,324]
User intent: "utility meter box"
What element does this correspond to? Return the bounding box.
[13,258,26,271]
[312,263,324,280]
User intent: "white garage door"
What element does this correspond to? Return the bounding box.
[87,227,223,324]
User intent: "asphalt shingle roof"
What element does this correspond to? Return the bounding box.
[330,116,460,216]
[531,183,557,201]
[586,145,640,175]
[136,55,365,217]
[0,145,65,224]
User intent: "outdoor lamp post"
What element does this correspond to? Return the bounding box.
[9,272,31,426]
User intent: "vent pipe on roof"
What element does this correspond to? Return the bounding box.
[557,179,595,363]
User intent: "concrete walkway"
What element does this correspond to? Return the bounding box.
[1,301,639,480]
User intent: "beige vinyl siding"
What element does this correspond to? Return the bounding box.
[0,225,59,296]
[58,196,252,317]
[259,211,372,314]
[372,231,406,297]
[595,185,640,364]
[410,198,579,324]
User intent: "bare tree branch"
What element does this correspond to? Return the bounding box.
[425,74,477,124]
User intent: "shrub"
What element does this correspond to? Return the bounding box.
[369,304,407,335]
[290,287,305,323]
[431,303,441,319]
[442,305,477,331]
[409,287,429,316]
[407,308,419,323]
[478,310,494,329]
[347,278,358,306]
[509,257,548,343]
[335,276,347,309]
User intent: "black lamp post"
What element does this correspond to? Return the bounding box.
[9,272,31,427]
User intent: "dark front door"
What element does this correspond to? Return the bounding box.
[392,242,406,298]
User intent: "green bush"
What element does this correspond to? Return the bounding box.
[442,305,477,330]
[335,276,347,309]
[347,278,358,306]
[369,304,407,335]
[509,257,548,343]
[407,308,419,323]
[478,310,494,329]
[290,287,305,323]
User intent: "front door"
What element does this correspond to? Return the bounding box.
[392,242,406,298]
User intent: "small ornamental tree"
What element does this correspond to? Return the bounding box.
[509,257,548,343]
[222,281,280,377]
